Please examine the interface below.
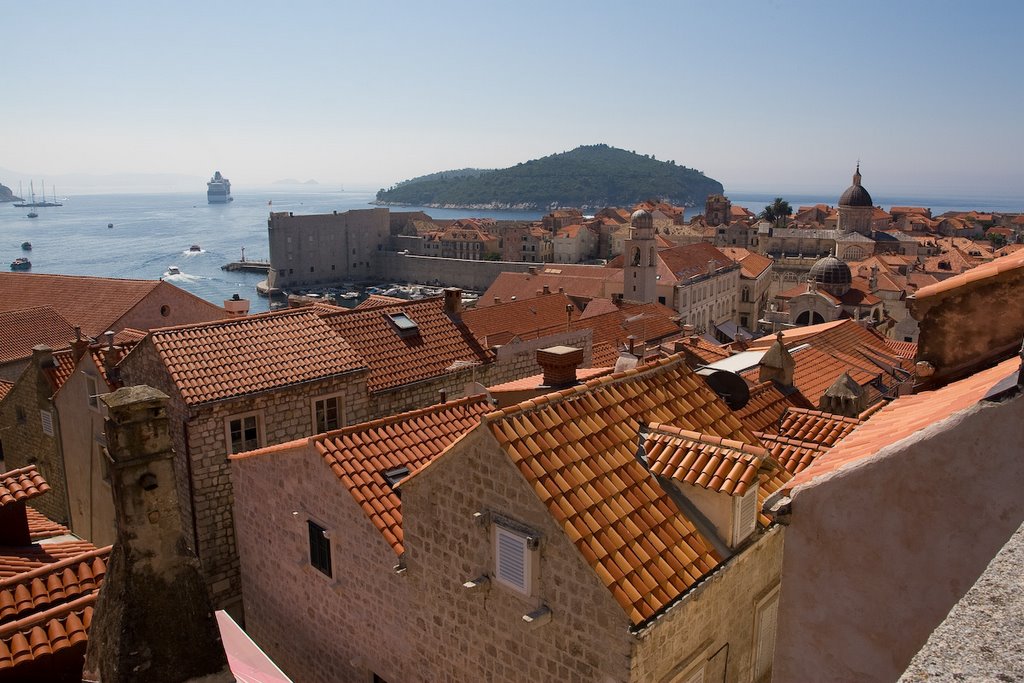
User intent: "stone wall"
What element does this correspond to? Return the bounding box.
[232,444,410,683]
[401,427,635,682]
[119,338,372,612]
[377,252,536,292]
[114,281,226,333]
[628,527,783,683]
[0,362,68,523]
[774,393,1024,682]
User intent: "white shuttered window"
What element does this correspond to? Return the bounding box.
[494,525,532,595]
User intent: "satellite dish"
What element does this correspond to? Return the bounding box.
[696,368,751,411]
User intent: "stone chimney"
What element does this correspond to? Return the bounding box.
[83,386,233,683]
[536,346,584,388]
[528,266,538,275]
[493,296,502,305]
[758,331,796,387]
[32,344,57,370]
[223,293,250,318]
[101,332,121,387]
[70,326,90,362]
[818,372,867,417]
[542,284,551,295]
[444,287,463,316]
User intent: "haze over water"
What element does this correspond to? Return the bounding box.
[2,186,1020,314]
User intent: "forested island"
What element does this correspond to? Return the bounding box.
[0,183,22,202]
[375,145,723,209]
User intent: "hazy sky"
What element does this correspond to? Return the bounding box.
[3,0,1022,196]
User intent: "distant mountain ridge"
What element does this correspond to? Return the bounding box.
[375,144,723,209]
[0,183,21,203]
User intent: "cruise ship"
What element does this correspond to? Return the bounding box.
[207,171,233,203]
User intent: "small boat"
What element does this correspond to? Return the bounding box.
[10,257,31,271]
[189,244,202,252]
[338,292,359,301]
[107,223,114,228]
[27,211,38,218]
[167,265,181,275]
[21,242,31,251]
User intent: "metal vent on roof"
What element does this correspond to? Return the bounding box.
[383,466,410,489]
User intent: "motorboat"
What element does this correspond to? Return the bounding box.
[21,242,31,251]
[10,257,31,271]
[189,244,202,252]
[167,265,181,275]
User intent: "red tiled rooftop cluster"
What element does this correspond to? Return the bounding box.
[0,467,50,508]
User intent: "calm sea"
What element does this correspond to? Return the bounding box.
[2,187,1020,314]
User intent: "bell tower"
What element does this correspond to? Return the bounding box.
[623,209,658,304]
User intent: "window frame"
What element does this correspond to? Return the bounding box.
[493,523,537,596]
[311,393,344,434]
[224,411,264,455]
[308,519,333,578]
[84,373,101,411]
[751,585,781,682]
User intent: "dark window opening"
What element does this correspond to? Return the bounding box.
[315,397,341,433]
[308,520,332,577]
[229,415,260,453]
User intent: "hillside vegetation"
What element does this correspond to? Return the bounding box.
[375,145,723,209]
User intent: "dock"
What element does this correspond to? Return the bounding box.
[221,260,270,273]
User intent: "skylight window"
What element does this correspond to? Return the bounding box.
[383,466,410,489]
[388,312,419,333]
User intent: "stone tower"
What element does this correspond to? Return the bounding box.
[623,209,658,304]
[83,386,233,683]
[837,164,874,235]
[705,194,732,227]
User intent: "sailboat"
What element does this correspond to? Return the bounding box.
[26,182,38,218]
[14,180,62,209]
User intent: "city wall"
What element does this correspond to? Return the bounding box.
[377,252,536,291]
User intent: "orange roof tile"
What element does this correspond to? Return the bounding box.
[42,350,78,395]
[478,268,613,307]
[735,382,814,433]
[777,407,863,448]
[668,336,733,366]
[485,356,758,625]
[913,250,1024,300]
[754,432,827,476]
[0,273,212,339]
[314,396,493,554]
[0,539,98,581]
[0,595,95,671]
[461,293,579,346]
[321,297,492,393]
[0,547,109,626]
[486,366,613,393]
[0,307,77,366]
[146,308,365,405]
[25,509,72,542]
[0,468,50,509]
[646,425,764,496]
[786,357,1019,492]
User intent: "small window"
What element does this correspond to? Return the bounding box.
[494,525,535,595]
[16,406,27,424]
[752,589,780,680]
[227,413,261,454]
[733,489,758,545]
[388,312,418,333]
[160,304,171,317]
[308,520,332,577]
[313,395,342,433]
[85,375,100,410]
[40,409,54,437]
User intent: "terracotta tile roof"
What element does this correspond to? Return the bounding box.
[0,547,109,626]
[42,350,78,395]
[646,425,764,496]
[0,380,11,402]
[777,407,863,448]
[0,596,95,671]
[608,243,736,286]
[579,298,620,319]
[486,367,613,393]
[25,509,72,542]
[461,293,579,346]
[113,328,148,345]
[478,268,613,307]
[0,540,98,581]
[735,382,814,433]
[354,294,405,309]
[668,336,733,366]
[785,356,1019,492]
[484,356,759,624]
[0,273,178,338]
[884,338,917,359]
[146,309,365,405]
[313,396,493,554]
[754,432,827,476]
[0,468,50,509]
[321,297,492,393]
[0,307,77,366]
[913,250,1024,300]
[742,345,882,406]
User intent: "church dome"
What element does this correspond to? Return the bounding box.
[631,209,653,229]
[839,164,873,207]
[808,255,852,295]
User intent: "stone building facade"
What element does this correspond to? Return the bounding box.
[267,208,391,290]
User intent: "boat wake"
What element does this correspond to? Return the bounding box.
[164,272,204,283]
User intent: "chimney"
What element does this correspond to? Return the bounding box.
[818,372,867,417]
[70,326,90,361]
[101,332,121,386]
[223,293,250,317]
[542,284,551,295]
[528,266,538,275]
[444,287,463,315]
[536,346,584,388]
[0,467,36,546]
[439,389,447,404]
[627,335,637,355]
[32,344,57,370]
[673,340,687,354]
[83,386,233,683]
[707,260,715,275]
[493,296,502,305]
[758,331,796,387]
[558,287,565,294]
[683,323,696,338]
